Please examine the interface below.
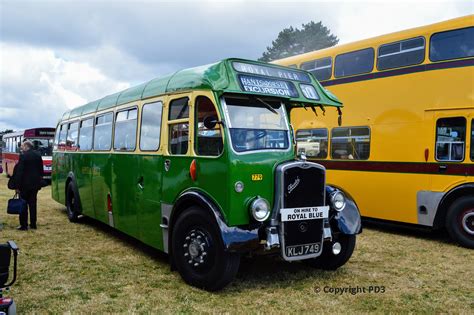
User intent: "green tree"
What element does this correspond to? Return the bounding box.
[259,21,339,62]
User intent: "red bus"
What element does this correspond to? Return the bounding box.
[1,127,55,179]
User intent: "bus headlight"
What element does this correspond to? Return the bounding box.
[330,191,346,212]
[250,197,271,222]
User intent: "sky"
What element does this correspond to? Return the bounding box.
[0,0,472,131]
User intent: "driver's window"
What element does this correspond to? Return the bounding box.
[195,96,223,156]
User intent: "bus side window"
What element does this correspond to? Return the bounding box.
[471,119,474,162]
[94,113,113,151]
[301,57,332,81]
[58,124,68,150]
[79,118,94,151]
[67,121,79,150]
[377,37,425,70]
[114,108,138,151]
[169,97,189,155]
[195,96,223,156]
[140,101,163,151]
[435,117,466,162]
[296,128,328,158]
[331,127,370,160]
[53,125,60,150]
[334,48,374,78]
[430,27,474,62]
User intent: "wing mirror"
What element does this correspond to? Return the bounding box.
[203,116,222,129]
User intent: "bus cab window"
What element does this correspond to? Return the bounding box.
[169,98,190,155]
[435,117,466,162]
[114,108,138,151]
[195,96,223,156]
[331,127,370,160]
[140,101,163,151]
[296,128,328,158]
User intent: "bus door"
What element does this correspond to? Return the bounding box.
[135,99,165,248]
[429,108,473,193]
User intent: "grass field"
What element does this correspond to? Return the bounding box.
[0,175,472,313]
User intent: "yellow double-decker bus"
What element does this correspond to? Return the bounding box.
[274,15,474,248]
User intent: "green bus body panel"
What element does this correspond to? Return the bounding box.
[52,58,342,253]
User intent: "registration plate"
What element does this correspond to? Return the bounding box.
[286,243,321,257]
[280,206,329,222]
[44,166,52,171]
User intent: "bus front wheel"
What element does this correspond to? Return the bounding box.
[66,182,81,223]
[306,234,356,270]
[446,196,474,249]
[171,207,240,291]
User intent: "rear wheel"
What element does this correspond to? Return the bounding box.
[446,196,474,249]
[66,182,81,222]
[171,207,240,291]
[306,234,356,270]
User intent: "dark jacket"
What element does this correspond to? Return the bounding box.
[12,150,44,191]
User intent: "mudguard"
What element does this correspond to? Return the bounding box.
[172,190,261,253]
[326,186,362,235]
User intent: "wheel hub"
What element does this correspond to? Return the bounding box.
[461,210,474,235]
[183,229,209,267]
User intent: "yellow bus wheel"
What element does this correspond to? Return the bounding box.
[446,196,474,249]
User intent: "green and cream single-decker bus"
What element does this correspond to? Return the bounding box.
[52,59,362,291]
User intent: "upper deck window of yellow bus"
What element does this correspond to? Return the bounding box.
[430,27,474,62]
[435,117,466,162]
[334,48,374,78]
[471,119,473,162]
[301,57,332,81]
[377,37,425,70]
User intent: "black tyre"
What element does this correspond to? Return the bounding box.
[66,181,81,222]
[171,207,240,291]
[306,234,356,270]
[446,196,474,249]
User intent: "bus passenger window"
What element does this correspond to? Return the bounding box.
[78,118,94,151]
[471,120,474,162]
[195,96,223,156]
[169,123,188,155]
[140,101,163,151]
[331,127,370,160]
[67,122,79,150]
[436,117,466,162]
[296,129,328,158]
[53,125,60,150]
[58,124,68,150]
[334,48,374,78]
[301,57,332,81]
[114,108,138,151]
[430,27,474,62]
[169,98,190,155]
[377,37,425,70]
[169,97,189,120]
[93,113,113,151]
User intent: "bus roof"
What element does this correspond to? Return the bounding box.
[3,127,56,138]
[62,58,342,120]
[274,14,473,66]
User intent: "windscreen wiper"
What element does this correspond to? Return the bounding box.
[256,98,278,115]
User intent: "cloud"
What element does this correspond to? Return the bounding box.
[0,43,129,130]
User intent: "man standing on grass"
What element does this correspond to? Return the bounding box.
[13,140,43,230]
